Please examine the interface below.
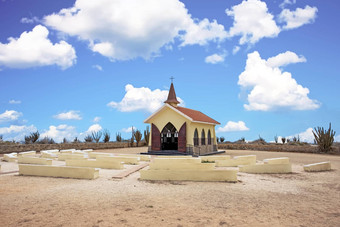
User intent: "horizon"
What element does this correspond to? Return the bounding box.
[1,0,339,143]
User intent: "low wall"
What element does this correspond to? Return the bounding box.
[0,142,129,154]
[239,163,292,174]
[304,162,331,172]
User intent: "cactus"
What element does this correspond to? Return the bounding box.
[312,123,336,153]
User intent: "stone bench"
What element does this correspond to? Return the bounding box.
[18,151,36,157]
[88,152,113,159]
[96,156,139,165]
[58,153,87,161]
[41,151,59,159]
[60,149,76,153]
[153,158,201,164]
[3,153,17,162]
[66,159,124,169]
[263,157,290,164]
[201,155,231,162]
[19,164,99,179]
[18,156,52,165]
[149,162,215,170]
[216,155,256,167]
[239,163,292,174]
[304,162,331,172]
[115,154,151,162]
[140,169,237,182]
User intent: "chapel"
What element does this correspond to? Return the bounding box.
[144,82,220,155]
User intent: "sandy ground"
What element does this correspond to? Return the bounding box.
[0,147,339,227]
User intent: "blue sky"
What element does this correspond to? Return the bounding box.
[1,0,339,143]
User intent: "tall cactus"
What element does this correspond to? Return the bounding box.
[312,123,336,153]
[144,126,150,145]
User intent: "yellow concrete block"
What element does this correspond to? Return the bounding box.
[115,154,151,161]
[41,149,59,153]
[96,156,139,165]
[73,150,86,155]
[158,155,193,158]
[19,164,99,179]
[153,158,201,164]
[18,151,36,156]
[58,153,87,161]
[3,153,17,162]
[41,151,59,159]
[304,162,331,172]
[239,163,292,174]
[60,149,75,154]
[263,157,290,164]
[140,169,237,182]
[82,149,93,153]
[149,162,215,170]
[200,155,231,162]
[18,156,52,165]
[66,159,124,169]
[88,152,113,159]
[216,155,256,167]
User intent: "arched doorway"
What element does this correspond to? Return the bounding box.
[161,122,178,150]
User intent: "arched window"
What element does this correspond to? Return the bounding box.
[201,129,206,145]
[208,130,212,145]
[194,129,199,146]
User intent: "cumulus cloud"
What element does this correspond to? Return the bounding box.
[266,51,306,68]
[0,25,76,69]
[93,117,101,123]
[232,46,240,55]
[205,53,225,64]
[226,0,280,45]
[122,126,135,133]
[20,16,40,24]
[216,121,249,133]
[86,124,102,133]
[54,110,82,120]
[0,110,23,123]
[40,124,78,143]
[0,124,37,142]
[92,64,103,71]
[107,84,184,113]
[238,51,320,111]
[279,0,296,9]
[44,0,226,61]
[9,100,21,104]
[278,5,318,30]
[287,128,315,143]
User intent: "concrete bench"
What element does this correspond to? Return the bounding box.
[60,149,76,153]
[18,151,36,157]
[239,163,292,174]
[58,153,87,161]
[149,162,215,170]
[115,154,151,162]
[200,155,231,162]
[96,156,139,165]
[41,149,59,153]
[263,157,290,164]
[153,158,201,164]
[81,149,93,153]
[41,151,59,159]
[3,153,17,162]
[140,169,237,182]
[88,152,113,159]
[66,159,124,169]
[216,155,256,167]
[157,155,193,158]
[304,162,331,172]
[19,164,99,179]
[18,156,52,165]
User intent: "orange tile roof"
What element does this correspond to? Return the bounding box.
[175,106,220,125]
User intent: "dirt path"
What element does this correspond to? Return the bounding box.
[0,148,339,226]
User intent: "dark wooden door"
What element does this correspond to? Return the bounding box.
[178,122,186,152]
[151,124,161,151]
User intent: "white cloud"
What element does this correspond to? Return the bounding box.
[0,124,37,142]
[40,124,78,143]
[20,16,40,24]
[92,64,103,71]
[9,100,21,104]
[107,84,184,113]
[232,46,240,55]
[238,51,320,111]
[0,25,76,69]
[279,0,296,9]
[122,126,135,133]
[93,117,101,123]
[226,0,280,45]
[287,128,315,143]
[180,18,227,46]
[54,110,82,120]
[87,124,102,133]
[216,121,249,133]
[266,51,306,68]
[278,5,318,30]
[205,53,225,64]
[0,110,23,123]
[44,0,226,61]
